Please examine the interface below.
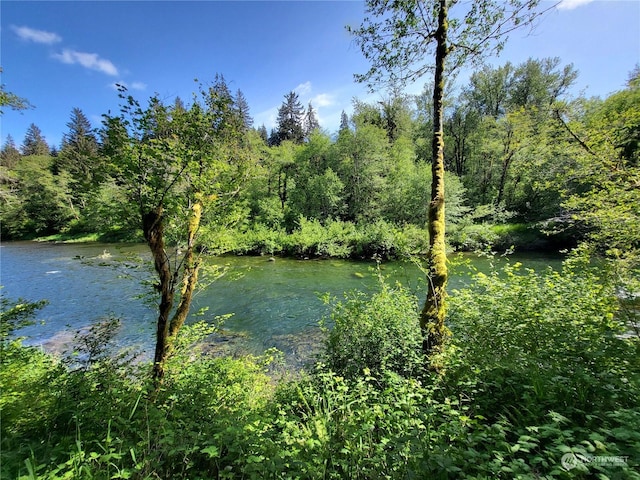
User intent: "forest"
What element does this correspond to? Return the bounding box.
[6,58,637,257]
[1,0,639,477]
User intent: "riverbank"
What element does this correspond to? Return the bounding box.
[32,219,574,260]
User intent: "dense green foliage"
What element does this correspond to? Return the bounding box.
[102,78,258,380]
[3,59,636,260]
[2,254,638,479]
[322,280,424,379]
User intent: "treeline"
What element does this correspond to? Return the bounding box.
[1,58,638,257]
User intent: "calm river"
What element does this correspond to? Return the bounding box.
[1,241,563,363]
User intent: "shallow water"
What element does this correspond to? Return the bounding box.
[1,241,563,362]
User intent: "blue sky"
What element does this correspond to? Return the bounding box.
[2,0,639,149]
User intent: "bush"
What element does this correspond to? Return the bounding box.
[449,222,500,251]
[433,259,640,478]
[322,280,424,379]
[444,260,639,418]
[248,370,433,480]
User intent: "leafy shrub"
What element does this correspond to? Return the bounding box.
[237,223,288,255]
[445,260,639,417]
[350,220,399,259]
[248,370,433,480]
[391,223,430,256]
[287,216,352,258]
[212,218,431,260]
[449,222,500,251]
[432,258,640,478]
[322,280,424,379]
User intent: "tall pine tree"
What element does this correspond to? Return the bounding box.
[55,108,100,196]
[257,124,268,143]
[274,91,305,145]
[304,102,320,140]
[235,88,253,130]
[339,110,350,132]
[21,124,49,156]
[1,135,21,168]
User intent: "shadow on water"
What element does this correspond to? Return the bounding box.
[1,242,565,368]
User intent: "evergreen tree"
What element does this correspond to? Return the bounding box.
[173,96,187,114]
[60,108,98,154]
[1,135,21,168]
[339,110,350,132]
[54,108,100,197]
[268,128,279,147]
[204,74,240,133]
[274,91,305,145]
[235,88,253,130]
[257,124,268,143]
[304,102,320,140]
[21,124,49,156]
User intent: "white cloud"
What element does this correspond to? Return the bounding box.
[294,81,312,96]
[253,106,279,130]
[131,81,147,91]
[311,93,336,108]
[53,49,118,76]
[557,0,594,10]
[12,25,61,44]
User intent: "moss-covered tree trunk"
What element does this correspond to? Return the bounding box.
[420,0,450,355]
[143,207,175,382]
[145,200,202,383]
[168,199,202,339]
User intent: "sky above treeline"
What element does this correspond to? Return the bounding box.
[2,0,639,148]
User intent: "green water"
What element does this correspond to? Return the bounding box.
[1,242,564,362]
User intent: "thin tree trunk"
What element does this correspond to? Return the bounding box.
[143,207,174,382]
[145,200,203,384]
[496,128,515,206]
[168,200,202,339]
[496,151,514,206]
[420,0,449,356]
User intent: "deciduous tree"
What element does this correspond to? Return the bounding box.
[103,82,253,382]
[349,0,550,356]
[0,68,32,114]
[560,72,640,258]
